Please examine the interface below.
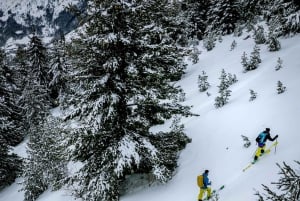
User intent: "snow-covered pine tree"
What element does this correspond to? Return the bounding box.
[198,71,210,92]
[183,0,211,40]
[256,161,300,200]
[215,69,231,108]
[206,0,241,35]
[189,46,201,64]
[254,25,266,44]
[249,44,261,70]
[177,88,186,102]
[203,30,217,51]
[18,34,51,126]
[233,23,243,37]
[277,81,286,94]
[218,69,230,91]
[170,1,190,47]
[249,89,258,101]
[267,32,281,51]
[0,49,24,146]
[27,34,50,86]
[20,35,54,201]
[0,134,22,190]
[239,0,264,24]
[12,46,28,92]
[275,57,283,71]
[242,45,261,71]
[48,35,68,105]
[241,135,251,148]
[22,117,67,201]
[230,40,237,50]
[241,51,249,71]
[62,1,192,201]
[227,73,238,85]
[214,89,231,108]
[0,49,23,189]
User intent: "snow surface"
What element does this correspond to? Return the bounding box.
[1,31,300,201]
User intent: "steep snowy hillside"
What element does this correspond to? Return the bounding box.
[121,33,300,201]
[1,31,300,201]
[0,0,85,47]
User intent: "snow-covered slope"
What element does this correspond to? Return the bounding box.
[121,32,300,201]
[1,31,300,201]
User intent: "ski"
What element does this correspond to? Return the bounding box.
[242,141,278,172]
[203,185,225,200]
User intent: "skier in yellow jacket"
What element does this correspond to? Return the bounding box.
[197,170,212,201]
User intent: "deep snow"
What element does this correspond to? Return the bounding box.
[1,30,300,201]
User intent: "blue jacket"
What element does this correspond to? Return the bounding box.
[256,131,278,147]
[202,172,211,188]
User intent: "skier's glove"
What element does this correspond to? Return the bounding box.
[275,135,278,139]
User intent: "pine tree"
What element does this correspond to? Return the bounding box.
[48,35,68,105]
[215,89,231,108]
[241,135,251,148]
[63,1,192,201]
[19,34,51,127]
[240,0,265,24]
[230,40,237,51]
[249,45,261,69]
[13,46,28,91]
[219,69,230,90]
[22,117,67,201]
[277,81,286,94]
[249,89,258,101]
[267,32,281,51]
[254,25,266,44]
[206,0,241,35]
[183,0,212,40]
[227,73,238,85]
[233,23,243,37]
[256,161,300,200]
[243,45,261,71]
[241,51,249,71]
[20,35,54,201]
[27,34,50,86]
[198,71,210,92]
[215,69,231,108]
[177,89,186,102]
[189,46,201,64]
[275,57,283,71]
[203,30,217,51]
[0,49,24,146]
[0,134,22,190]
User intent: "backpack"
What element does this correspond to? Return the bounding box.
[256,132,267,144]
[197,175,204,188]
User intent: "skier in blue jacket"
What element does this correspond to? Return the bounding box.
[198,170,212,201]
[254,128,278,161]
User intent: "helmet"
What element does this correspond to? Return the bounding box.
[204,170,209,174]
[266,128,270,132]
